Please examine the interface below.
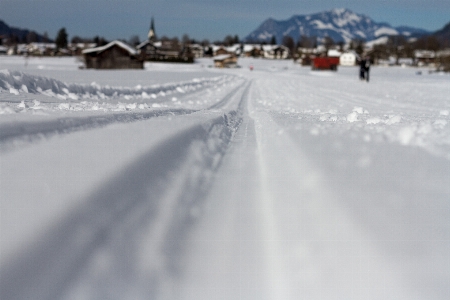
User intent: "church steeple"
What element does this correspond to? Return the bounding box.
[148,17,156,42]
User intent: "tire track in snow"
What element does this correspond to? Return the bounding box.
[0,80,250,300]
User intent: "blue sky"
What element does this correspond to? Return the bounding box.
[1,0,449,42]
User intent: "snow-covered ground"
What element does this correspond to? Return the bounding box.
[1,56,449,300]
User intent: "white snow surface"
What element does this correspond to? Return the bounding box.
[1,56,450,300]
[374,27,399,37]
[310,19,336,30]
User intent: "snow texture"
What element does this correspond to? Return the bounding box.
[1,56,449,300]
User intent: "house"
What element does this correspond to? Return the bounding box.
[297,47,318,65]
[188,44,204,58]
[70,43,97,56]
[82,40,144,69]
[137,40,194,63]
[340,51,359,66]
[137,40,158,60]
[213,54,238,68]
[226,44,242,56]
[414,50,436,66]
[212,46,230,56]
[262,45,290,59]
[436,49,450,72]
[26,43,56,56]
[242,45,263,58]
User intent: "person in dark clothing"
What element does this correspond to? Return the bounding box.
[359,58,366,80]
[364,56,371,82]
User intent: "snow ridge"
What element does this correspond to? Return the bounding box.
[0,70,232,101]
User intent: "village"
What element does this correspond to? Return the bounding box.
[2,3,450,298]
[1,19,449,72]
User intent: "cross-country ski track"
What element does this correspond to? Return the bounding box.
[1,57,449,300]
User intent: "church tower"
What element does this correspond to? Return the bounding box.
[148,17,156,42]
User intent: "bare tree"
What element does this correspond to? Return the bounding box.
[223,35,235,46]
[182,34,191,46]
[297,35,315,49]
[282,36,295,55]
[323,36,335,51]
[350,39,365,56]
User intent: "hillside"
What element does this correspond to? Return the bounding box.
[434,21,450,47]
[0,20,51,43]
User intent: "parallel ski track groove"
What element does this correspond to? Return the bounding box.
[0,79,251,300]
[0,109,195,150]
[0,80,249,152]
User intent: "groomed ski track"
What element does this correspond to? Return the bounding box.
[1,61,449,300]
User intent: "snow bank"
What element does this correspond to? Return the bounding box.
[0,70,231,102]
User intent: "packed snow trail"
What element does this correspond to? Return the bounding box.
[173,72,450,300]
[1,77,249,300]
[1,57,449,300]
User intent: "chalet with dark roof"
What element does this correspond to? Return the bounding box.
[82,41,143,69]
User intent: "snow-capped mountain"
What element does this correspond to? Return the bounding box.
[245,8,429,44]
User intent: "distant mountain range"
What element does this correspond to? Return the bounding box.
[0,20,51,43]
[245,8,432,44]
[1,11,448,48]
[434,21,450,47]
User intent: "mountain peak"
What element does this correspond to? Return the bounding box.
[245,8,428,44]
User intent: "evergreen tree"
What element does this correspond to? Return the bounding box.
[55,28,68,49]
[270,36,277,45]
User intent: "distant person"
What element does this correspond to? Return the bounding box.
[359,56,371,82]
[364,56,371,82]
[359,57,366,80]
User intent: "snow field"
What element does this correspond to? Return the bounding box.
[1,57,449,299]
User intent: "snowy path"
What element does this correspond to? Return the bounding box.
[175,73,450,300]
[1,58,449,299]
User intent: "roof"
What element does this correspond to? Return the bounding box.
[414,50,436,58]
[243,45,259,52]
[82,40,137,55]
[327,49,342,57]
[137,40,160,49]
[213,54,233,61]
[261,45,289,51]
